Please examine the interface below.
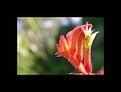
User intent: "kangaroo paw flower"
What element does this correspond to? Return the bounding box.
[83,22,99,74]
[55,22,99,75]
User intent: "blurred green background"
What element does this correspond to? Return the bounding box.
[17,17,104,75]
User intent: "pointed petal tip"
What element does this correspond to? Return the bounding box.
[95,31,99,34]
[91,31,99,41]
[55,52,62,57]
[86,21,89,24]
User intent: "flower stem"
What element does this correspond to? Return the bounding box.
[84,48,92,74]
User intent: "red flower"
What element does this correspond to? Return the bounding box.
[97,70,104,75]
[55,22,99,75]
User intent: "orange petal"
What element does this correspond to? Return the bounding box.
[55,44,64,57]
[75,31,85,64]
[56,44,64,53]
[66,30,73,49]
[55,52,62,57]
[70,26,83,55]
[59,35,69,51]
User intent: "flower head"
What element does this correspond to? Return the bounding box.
[55,22,99,75]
